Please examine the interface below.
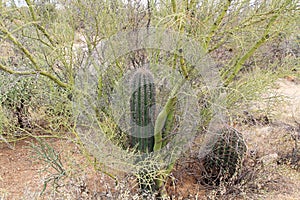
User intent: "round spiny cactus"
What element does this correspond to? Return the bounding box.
[201,127,247,186]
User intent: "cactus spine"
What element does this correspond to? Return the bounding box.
[130,68,156,153]
[202,127,247,185]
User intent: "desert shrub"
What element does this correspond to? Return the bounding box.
[0,0,299,198]
[0,72,73,138]
[0,74,36,133]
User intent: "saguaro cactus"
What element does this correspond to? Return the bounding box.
[130,68,156,153]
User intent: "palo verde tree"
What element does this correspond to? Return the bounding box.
[1,0,297,91]
[0,0,298,197]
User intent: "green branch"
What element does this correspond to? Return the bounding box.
[0,25,68,88]
[171,0,189,78]
[0,63,35,75]
[223,14,279,85]
[0,26,40,70]
[25,0,56,47]
[205,0,232,47]
[153,78,184,152]
[153,96,177,151]
[0,63,68,88]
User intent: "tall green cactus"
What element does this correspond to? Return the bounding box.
[129,68,156,153]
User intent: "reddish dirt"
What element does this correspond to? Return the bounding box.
[0,138,117,199]
[0,77,299,199]
[0,140,42,198]
[166,156,207,199]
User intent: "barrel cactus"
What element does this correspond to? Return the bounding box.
[129,67,156,153]
[201,127,247,186]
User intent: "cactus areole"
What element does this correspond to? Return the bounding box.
[129,67,156,153]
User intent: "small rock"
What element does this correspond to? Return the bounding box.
[260,153,278,165]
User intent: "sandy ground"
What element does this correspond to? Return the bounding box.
[0,77,299,199]
[238,77,300,200]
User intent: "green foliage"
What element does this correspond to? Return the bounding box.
[35,2,57,23]
[29,137,66,195]
[0,74,35,130]
[135,160,159,193]
[0,0,299,198]
[0,76,33,108]
[0,104,6,135]
[129,67,156,153]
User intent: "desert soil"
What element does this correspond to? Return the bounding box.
[0,77,299,200]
